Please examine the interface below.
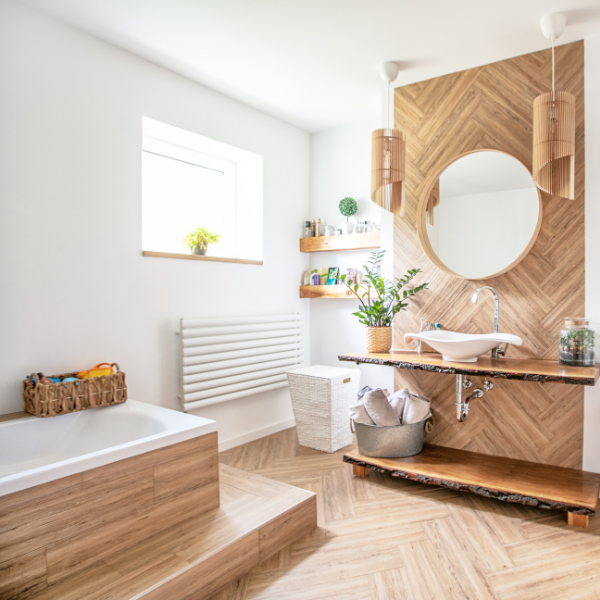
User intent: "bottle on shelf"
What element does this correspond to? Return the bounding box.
[304,221,313,238]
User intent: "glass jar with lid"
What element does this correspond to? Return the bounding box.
[559,318,595,366]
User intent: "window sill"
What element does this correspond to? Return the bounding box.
[142,251,263,265]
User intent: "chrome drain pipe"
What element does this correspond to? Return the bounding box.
[455,375,464,421]
[455,376,493,422]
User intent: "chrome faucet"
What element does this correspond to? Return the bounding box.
[417,319,440,353]
[471,286,505,359]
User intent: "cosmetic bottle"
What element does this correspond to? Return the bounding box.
[304,221,313,238]
[311,220,316,237]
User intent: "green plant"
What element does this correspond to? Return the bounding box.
[341,251,429,327]
[182,227,220,251]
[339,197,358,221]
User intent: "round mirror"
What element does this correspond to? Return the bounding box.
[418,151,542,280]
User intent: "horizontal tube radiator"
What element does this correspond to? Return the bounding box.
[181,314,303,411]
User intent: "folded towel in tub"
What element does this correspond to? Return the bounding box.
[363,389,401,426]
[387,388,410,419]
[402,393,432,425]
[350,387,391,425]
[349,401,375,425]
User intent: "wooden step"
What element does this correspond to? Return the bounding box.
[344,445,600,528]
[19,464,316,600]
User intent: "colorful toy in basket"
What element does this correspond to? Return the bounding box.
[77,363,115,379]
[23,362,127,418]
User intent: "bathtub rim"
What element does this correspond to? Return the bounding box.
[0,399,217,497]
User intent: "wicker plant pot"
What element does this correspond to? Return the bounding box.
[365,326,392,353]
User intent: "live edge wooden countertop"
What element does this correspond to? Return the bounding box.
[338,350,600,386]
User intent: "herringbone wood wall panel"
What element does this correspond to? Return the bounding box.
[392,41,585,468]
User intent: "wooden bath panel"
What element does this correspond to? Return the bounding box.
[392,41,585,468]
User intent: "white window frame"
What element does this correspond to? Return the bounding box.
[141,117,263,263]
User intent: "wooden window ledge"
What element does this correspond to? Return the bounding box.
[142,251,262,265]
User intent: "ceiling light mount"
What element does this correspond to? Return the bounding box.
[378,61,400,85]
[540,13,566,41]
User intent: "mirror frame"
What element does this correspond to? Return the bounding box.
[416,149,544,280]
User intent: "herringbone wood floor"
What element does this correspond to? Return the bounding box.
[392,41,585,469]
[211,428,600,600]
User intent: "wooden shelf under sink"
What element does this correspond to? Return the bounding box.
[337,350,600,386]
[345,445,600,527]
[299,231,381,253]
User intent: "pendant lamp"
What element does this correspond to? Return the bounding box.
[371,62,406,216]
[532,13,575,200]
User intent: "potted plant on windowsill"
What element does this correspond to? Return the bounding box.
[341,250,429,353]
[182,227,220,256]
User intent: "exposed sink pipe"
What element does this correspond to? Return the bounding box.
[455,375,493,421]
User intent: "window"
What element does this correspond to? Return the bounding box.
[141,117,263,263]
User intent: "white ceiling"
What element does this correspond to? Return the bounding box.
[18,0,600,132]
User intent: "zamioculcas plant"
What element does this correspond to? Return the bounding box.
[341,250,429,352]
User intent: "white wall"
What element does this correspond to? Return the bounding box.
[0,0,310,449]
[584,33,600,473]
[308,120,394,392]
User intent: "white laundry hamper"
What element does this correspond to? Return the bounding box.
[286,365,361,453]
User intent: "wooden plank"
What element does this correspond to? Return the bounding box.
[300,285,378,299]
[299,232,381,253]
[142,251,262,265]
[343,444,600,515]
[338,350,599,386]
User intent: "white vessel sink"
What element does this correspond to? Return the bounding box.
[404,331,523,363]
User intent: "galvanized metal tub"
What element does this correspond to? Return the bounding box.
[352,419,428,458]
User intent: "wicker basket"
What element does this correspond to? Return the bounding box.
[365,326,392,353]
[23,363,127,418]
[286,365,361,453]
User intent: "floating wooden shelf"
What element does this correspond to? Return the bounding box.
[143,251,262,265]
[299,231,381,253]
[300,285,378,299]
[338,350,600,386]
[344,445,600,527]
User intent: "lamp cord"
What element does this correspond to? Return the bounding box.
[388,81,392,129]
[552,37,555,101]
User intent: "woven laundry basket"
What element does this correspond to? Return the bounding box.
[286,365,361,453]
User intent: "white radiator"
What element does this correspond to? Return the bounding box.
[180,314,304,411]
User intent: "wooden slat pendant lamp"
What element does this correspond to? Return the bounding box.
[372,62,406,216]
[533,13,575,200]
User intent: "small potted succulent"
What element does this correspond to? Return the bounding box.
[341,250,429,353]
[182,227,220,256]
[339,197,357,234]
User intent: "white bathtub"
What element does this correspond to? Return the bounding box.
[0,399,217,497]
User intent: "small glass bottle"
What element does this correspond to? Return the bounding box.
[311,220,316,237]
[316,218,323,236]
[304,221,313,238]
[559,318,595,366]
